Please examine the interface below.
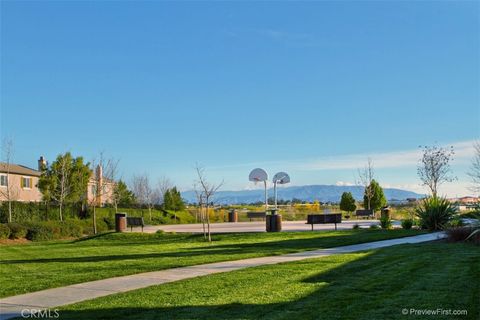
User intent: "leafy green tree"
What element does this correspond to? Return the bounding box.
[163,189,173,210]
[38,152,91,221]
[363,179,387,212]
[339,192,356,214]
[163,187,185,211]
[163,187,185,223]
[113,180,136,210]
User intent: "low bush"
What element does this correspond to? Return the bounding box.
[380,216,392,229]
[448,217,464,228]
[103,217,115,230]
[401,219,413,230]
[0,224,10,239]
[369,224,380,230]
[25,222,55,241]
[60,220,83,238]
[7,222,27,239]
[96,218,109,233]
[352,223,360,230]
[415,196,456,231]
[76,218,111,235]
[459,210,480,220]
[446,225,480,245]
[25,220,86,241]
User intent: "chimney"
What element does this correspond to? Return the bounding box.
[96,164,103,180]
[95,165,103,206]
[38,156,47,171]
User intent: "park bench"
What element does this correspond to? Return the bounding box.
[246,211,266,221]
[126,217,144,232]
[306,213,342,231]
[355,209,374,219]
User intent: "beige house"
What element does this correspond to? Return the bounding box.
[87,165,116,206]
[0,157,115,206]
[0,162,42,202]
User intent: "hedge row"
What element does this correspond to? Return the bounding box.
[0,218,114,241]
[0,201,196,225]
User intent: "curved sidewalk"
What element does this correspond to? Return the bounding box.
[0,232,444,320]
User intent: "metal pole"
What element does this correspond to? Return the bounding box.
[274,181,277,209]
[264,180,268,213]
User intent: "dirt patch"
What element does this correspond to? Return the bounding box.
[0,238,31,245]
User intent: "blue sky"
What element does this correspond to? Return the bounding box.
[1,1,479,196]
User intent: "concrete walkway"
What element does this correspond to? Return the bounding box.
[0,232,445,320]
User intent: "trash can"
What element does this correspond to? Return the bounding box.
[380,206,390,220]
[266,210,282,232]
[228,210,238,223]
[115,213,127,232]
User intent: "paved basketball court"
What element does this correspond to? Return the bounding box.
[137,219,396,233]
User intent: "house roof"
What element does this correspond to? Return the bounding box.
[0,162,41,177]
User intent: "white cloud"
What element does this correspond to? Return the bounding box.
[208,139,478,197]
[335,181,356,186]
[293,140,476,171]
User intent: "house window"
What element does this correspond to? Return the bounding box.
[21,177,32,189]
[92,185,97,196]
[0,175,7,187]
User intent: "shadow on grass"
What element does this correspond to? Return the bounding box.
[1,231,424,265]
[0,231,417,265]
[52,243,480,320]
[74,231,117,243]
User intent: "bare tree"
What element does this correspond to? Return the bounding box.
[195,164,223,242]
[193,182,206,237]
[132,174,154,220]
[357,158,375,210]
[0,138,18,222]
[467,141,480,195]
[417,145,456,197]
[89,153,119,234]
[54,156,70,222]
[157,176,173,205]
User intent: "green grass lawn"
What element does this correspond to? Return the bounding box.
[0,229,423,297]
[58,242,480,320]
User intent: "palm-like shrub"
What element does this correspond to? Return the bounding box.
[401,219,413,230]
[415,196,456,231]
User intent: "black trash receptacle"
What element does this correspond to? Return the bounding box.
[228,210,238,223]
[266,210,282,232]
[115,213,127,232]
[380,206,391,220]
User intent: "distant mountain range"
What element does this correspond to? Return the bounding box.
[181,185,424,204]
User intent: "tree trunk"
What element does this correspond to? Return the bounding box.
[201,206,206,240]
[59,202,63,221]
[93,205,97,234]
[8,200,12,223]
[206,203,211,242]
